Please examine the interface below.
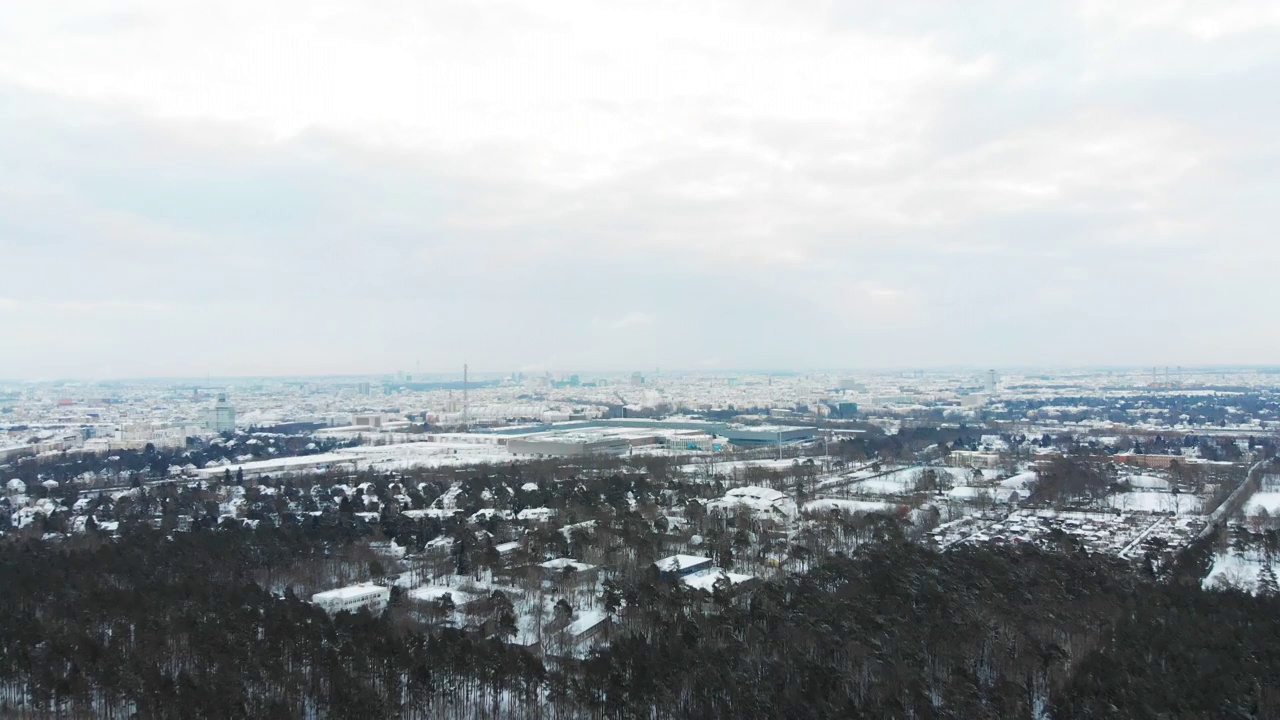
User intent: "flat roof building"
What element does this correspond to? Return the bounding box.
[507,436,629,457]
[312,583,390,615]
[655,554,714,579]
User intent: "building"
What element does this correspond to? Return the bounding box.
[655,554,714,579]
[0,445,33,462]
[538,558,598,583]
[507,436,629,458]
[193,452,360,480]
[1114,453,1189,470]
[206,394,236,433]
[311,583,390,615]
[949,450,1003,469]
[681,570,759,594]
[718,425,816,446]
[630,372,643,387]
[706,486,799,522]
[827,401,858,418]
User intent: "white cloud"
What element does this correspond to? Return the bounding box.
[1080,0,1280,40]
[0,1,1278,376]
[605,312,657,331]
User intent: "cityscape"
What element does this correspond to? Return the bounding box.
[5,0,1280,717]
[4,366,1280,715]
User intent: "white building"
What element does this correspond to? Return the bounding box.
[706,486,799,522]
[312,583,390,615]
[655,554,714,578]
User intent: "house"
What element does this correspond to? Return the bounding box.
[517,507,557,523]
[655,554,713,579]
[706,486,798,522]
[538,558,599,584]
[311,583,390,615]
[681,569,759,594]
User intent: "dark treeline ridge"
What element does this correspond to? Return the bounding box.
[2,525,1280,719]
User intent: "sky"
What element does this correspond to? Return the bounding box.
[1,0,1279,379]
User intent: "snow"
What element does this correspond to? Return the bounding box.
[681,570,755,592]
[706,485,798,518]
[1245,492,1280,515]
[847,478,917,495]
[402,508,462,519]
[679,458,802,476]
[1123,474,1171,491]
[566,608,608,637]
[1000,471,1039,490]
[656,554,712,572]
[539,558,596,573]
[803,498,898,515]
[313,583,387,601]
[408,586,474,605]
[1102,491,1200,515]
[946,486,1019,503]
[1204,551,1280,593]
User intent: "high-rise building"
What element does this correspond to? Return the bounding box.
[207,393,236,433]
[984,370,999,394]
[631,371,644,387]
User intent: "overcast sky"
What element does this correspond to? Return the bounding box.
[2,0,1279,379]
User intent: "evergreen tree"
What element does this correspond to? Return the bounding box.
[1259,550,1279,597]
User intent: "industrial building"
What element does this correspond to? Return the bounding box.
[507,435,630,458]
[312,584,390,615]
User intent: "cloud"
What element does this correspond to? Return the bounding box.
[604,312,657,331]
[0,1,1277,376]
[1080,0,1280,40]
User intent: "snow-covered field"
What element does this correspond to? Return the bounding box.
[1245,492,1280,515]
[1123,474,1171,491]
[1000,471,1039,490]
[679,458,812,476]
[1204,551,1280,593]
[340,442,513,471]
[803,498,901,515]
[1101,491,1201,515]
[846,478,918,495]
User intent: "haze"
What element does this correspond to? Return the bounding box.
[2,0,1279,379]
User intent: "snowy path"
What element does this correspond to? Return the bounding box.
[1118,517,1166,559]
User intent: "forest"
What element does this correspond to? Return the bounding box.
[2,521,1278,719]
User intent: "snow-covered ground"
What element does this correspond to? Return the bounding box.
[1123,474,1171,491]
[946,486,1020,503]
[1101,491,1201,515]
[1245,492,1280,515]
[933,509,1206,556]
[1000,471,1039,490]
[679,458,813,477]
[845,478,918,495]
[1204,550,1280,594]
[803,498,901,515]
